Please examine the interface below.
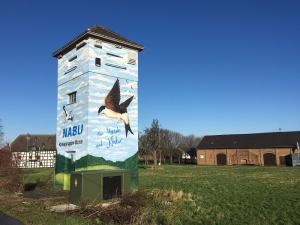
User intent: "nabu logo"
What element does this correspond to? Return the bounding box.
[63,124,83,138]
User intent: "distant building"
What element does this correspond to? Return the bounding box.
[197,131,300,166]
[10,134,56,168]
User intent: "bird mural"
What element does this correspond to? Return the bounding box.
[63,105,73,121]
[98,79,134,137]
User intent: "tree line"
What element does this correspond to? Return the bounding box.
[138,119,202,166]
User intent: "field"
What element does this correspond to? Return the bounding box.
[140,165,300,225]
[0,165,300,225]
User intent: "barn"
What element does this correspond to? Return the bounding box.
[197,131,300,166]
[10,134,56,168]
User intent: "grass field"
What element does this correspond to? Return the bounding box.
[0,165,300,225]
[22,168,55,184]
[140,165,300,225]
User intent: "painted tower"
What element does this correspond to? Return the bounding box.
[53,25,143,190]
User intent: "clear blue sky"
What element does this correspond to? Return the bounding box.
[0,0,299,141]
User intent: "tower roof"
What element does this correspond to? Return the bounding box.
[53,24,144,58]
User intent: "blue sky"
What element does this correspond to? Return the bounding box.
[0,0,299,141]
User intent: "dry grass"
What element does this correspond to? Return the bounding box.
[71,190,148,225]
[68,189,194,225]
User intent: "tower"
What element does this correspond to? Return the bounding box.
[53,25,143,190]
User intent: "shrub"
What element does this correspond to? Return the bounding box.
[0,146,23,192]
[72,190,148,225]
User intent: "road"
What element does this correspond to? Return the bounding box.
[0,213,23,225]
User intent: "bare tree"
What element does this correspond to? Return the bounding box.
[138,119,202,165]
[179,135,202,163]
[158,126,166,165]
[158,129,171,164]
[146,119,160,167]
[0,119,4,148]
[138,132,150,166]
[182,135,201,152]
[169,131,184,164]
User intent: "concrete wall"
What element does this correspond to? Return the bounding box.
[197,148,293,166]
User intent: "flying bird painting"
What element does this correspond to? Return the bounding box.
[63,105,73,121]
[98,79,134,137]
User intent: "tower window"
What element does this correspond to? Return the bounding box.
[107,52,122,58]
[105,63,126,70]
[68,56,77,62]
[94,40,102,49]
[68,92,77,104]
[64,66,77,75]
[128,58,136,65]
[76,42,87,50]
[95,58,101,67]
[128,52,137,65]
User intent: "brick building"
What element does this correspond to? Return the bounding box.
[197,131,300,166]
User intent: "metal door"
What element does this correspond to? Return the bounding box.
[103,176,122,200]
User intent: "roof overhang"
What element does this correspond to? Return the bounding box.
[53,30,144,58]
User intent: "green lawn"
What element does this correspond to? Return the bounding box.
[139,165,300,225]
[21,168,54,185]
[1,165,300,225]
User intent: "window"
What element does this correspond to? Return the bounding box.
[105,63,126,70]
[94,40,102,49]
[107,52,122,58]
[76,42,87,50]
[64,66,77,74]
[128,58,136,65]
[68,56,77,62]
[128,52,137,65]
[95,58,101,67]
[68,92,77,104]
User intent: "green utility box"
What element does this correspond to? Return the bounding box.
[70,169,131,203]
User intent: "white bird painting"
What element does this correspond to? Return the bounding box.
[63,105,73,122]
